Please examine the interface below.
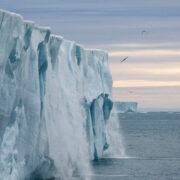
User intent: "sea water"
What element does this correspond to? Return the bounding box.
[78,112,180,180]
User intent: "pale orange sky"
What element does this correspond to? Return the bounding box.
[107,45,180,111]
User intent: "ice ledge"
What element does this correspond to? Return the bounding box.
[0,9,23,19]
[0,9,108,55]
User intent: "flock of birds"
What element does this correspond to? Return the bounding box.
[119,30,148,95]
[120,30,148,63]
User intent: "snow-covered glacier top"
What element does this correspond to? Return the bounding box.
[0,9,113,180]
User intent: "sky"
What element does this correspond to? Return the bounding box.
[1,0,180,111]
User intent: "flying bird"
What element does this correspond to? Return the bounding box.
[141,30,148,37]
[120,56,128,63]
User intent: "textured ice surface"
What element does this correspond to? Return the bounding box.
[112,102,138,113]
[0,10,113,179]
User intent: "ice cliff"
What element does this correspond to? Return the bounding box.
[0,10,113,180]
[112,102,138,113]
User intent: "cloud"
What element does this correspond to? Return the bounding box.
[103,42,180,48]
[113,80,180,88]
[109,49,180,57]
[110,65,180,76]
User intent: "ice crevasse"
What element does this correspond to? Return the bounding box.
[0,9,113,179]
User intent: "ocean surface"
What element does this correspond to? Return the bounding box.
[88,112,180,180]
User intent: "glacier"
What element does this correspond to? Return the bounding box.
[0,9,114,180]
[112,102,138,113]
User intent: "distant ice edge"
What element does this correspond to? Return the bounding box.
[0,9,114,180]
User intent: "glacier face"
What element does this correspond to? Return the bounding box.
[112,102,138,113]
[0,10,113,179]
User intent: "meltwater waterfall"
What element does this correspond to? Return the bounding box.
[0,9,125,180]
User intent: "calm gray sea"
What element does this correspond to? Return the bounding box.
[90,112,180,180]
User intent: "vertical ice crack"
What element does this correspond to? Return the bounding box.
[38,40,48,116]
